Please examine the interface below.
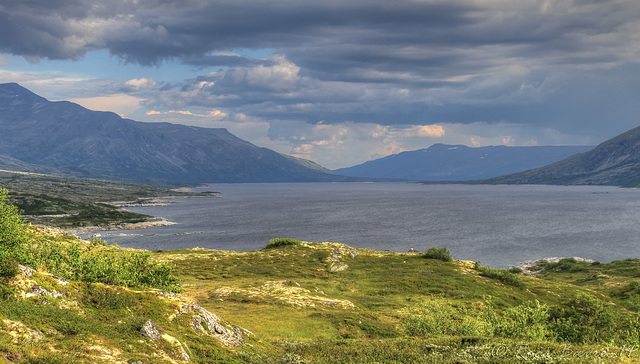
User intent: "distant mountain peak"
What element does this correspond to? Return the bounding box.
[0,83,352,183]
[0,82,47,106]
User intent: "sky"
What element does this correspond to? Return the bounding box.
[1,0,640,169]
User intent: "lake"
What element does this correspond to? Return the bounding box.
[88,183,640,268]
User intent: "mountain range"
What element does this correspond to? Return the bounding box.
[4,82,640,187]
[335,144,594,181]
[484,125,640,186]
[0,83,349,183]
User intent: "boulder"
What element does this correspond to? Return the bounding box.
[140,320,161,341]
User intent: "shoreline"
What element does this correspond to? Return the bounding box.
[67,217,177,235]
[107,193,221,208]
[68,192,222,234]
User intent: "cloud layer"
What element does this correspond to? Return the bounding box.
[2,0,640,167]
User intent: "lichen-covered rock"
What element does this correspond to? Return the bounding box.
[17,264,35,277]
[330,263,349,272]
[181,302,244,347]
[28,285,64,299]
[140,320,161,341]
[2,320,44,341]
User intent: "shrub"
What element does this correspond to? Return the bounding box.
[403,298,490,337]
[494,300,551,341]
[474,263,525,289]
[81,284,138,310]
[0,188,182,292]
[549,293,619,344]
[543,258,586,273]
[89,236,108,246]
[0,258,19,279]
[264,238,302,249]
[0,188,30,255]
[508,267,523,274]
[14,237,182,292]
[422,246,453,262]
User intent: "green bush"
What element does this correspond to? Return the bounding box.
[508,267,523,274]
[549,293,619,344]
[422,246,453,262]
[81,284,138,310]
[89,236,108,246]
[0,188,183,292]
[0,258,19,279]
[494,300,551,341]
[543,258,586,273]
[0,188,30,256]
[265,238,302,249]
[403,298,490,337]
[474,263,525,289]
[15,240,182,292]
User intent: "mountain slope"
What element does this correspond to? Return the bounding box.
[335,143,593,181]
[485,125,640,186]
[0,83,346,183]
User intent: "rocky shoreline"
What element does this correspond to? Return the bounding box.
[515,256,595,275]
[67,218,177,235]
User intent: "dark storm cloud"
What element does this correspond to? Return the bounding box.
[184,54,276,69]
[2,0,636,71]
[2,0,640,133]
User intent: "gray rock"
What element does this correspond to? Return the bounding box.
[31,286,64,299]
[330,263,349,272]
[18,264,35,277]
[49,274,69,286]
[156,291,181,300]
[27,328,44,340]
[192,316,205,331]
[182,303,244,347]
[140,320,161,341]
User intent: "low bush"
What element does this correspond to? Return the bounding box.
[422,246,452,262]
[474,263,525,289]
[543,258,586,273]
[494,300,551,341]
[265,238,302,249]
[403,297,490,337]
[15,241,182,292]
[549,293,619,344]
[0,188,30,255]
[0,187,182,293]
[81,284,138,310]
[0,258,19,279]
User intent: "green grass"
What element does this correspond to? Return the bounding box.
[156,241,640,362]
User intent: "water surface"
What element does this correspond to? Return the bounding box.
[90,183,640,268]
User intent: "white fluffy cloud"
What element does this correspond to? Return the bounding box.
[124,77,156,91]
